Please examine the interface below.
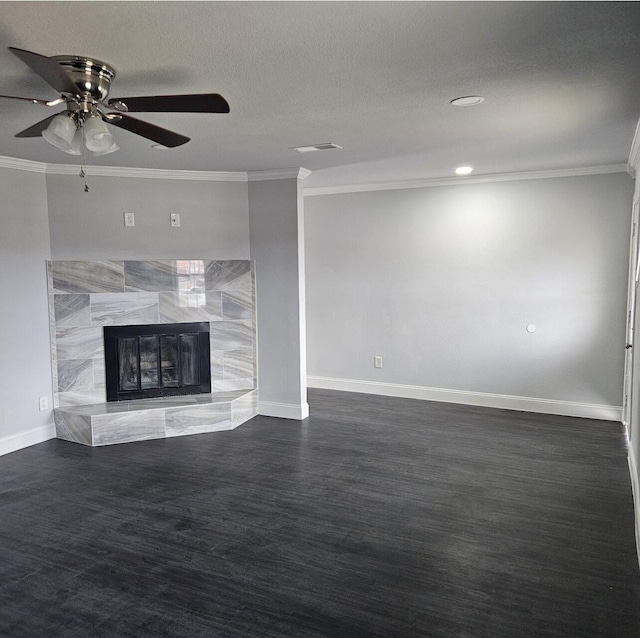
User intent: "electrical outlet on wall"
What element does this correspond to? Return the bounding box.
[123,212,135,227]
[374,355,383,368]
[170,213,181,227]
[39,396,48,411]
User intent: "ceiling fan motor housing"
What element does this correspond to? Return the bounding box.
[51,55,116,102]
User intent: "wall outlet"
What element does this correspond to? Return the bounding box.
[170,213,181,227]
[39,396,48,411]
[123,212,135,227]
[374,355,383,368]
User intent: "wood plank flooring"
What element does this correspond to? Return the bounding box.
[1,389,639,637]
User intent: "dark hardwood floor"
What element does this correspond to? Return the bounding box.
[1,389,639,637]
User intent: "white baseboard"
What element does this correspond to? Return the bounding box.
[307,376,622,421]
[629,446,640,569]
[258,401,310,420]
[0,423,56,457]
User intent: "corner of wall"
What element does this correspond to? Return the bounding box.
[0,425,56,458]
[627,444,640,568]
[629,116,640,179]
[0,166,54,455]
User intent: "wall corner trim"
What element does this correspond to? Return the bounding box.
[248,168,311,181]
[0,423,56,458]
[628,445,640,568]
[258,400,310,420]
[629,116,640,178]
[304,164,629,196]
[307,376,623,421]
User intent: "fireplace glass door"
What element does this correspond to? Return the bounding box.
[104,323,211,401]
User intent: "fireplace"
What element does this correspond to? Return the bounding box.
[104,322,211,402]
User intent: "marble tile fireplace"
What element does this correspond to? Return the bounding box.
[46,259,258,446]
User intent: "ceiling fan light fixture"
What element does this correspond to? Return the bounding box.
[61,128,83,156]
[42,113,77,152]
[93,142,120,156]
[83,115,116,153]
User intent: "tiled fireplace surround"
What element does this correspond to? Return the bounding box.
[47,260,258,446]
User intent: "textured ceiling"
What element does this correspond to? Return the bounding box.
[1,1,639,187]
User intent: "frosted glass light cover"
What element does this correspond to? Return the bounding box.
[62,129,82,155]
[84,115,115,152]
[93,142,119,156]
[42,114,77,152]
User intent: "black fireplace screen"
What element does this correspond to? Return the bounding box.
[104,323,211,401]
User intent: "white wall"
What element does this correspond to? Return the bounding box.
[0,167,54,454]
[47,174,250,260]
[626,160,640,564]
[305,172,633,416]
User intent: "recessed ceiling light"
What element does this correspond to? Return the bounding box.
[291,143,342,153]
[450,96,485,106]
[455,166,474,175]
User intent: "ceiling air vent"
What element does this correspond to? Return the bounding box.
[291,143,342,153]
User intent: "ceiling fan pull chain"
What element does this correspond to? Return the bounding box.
[79,122,89,193]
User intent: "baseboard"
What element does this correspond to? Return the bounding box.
[0,423,56,457]
[307,376,622,421]
[628,446,640,568]
[258,401,310,420]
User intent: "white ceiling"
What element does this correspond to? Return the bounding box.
[1,1,639,187]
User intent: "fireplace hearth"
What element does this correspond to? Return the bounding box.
[104,322,211,401]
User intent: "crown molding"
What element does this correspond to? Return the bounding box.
[629,116,640,179]
[0,155,628,189]
[248,167,311,181]
[304,164,629,196]
[0,155,248,180]
[0,158,310,182]
[45,164,248,181]
[0,155,48,173]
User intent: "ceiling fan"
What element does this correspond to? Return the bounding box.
[1,47,230,156]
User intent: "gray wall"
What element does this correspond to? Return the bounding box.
[249,177,308,414]
[47,174,250,260]
[0,167,53,441]
[305,173,633,407]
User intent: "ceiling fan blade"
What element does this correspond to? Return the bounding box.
[105,114,190,147]
[0,94,65,107]
[15,114,59,138]
[108,93,230,113]
[9,47,78,95]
